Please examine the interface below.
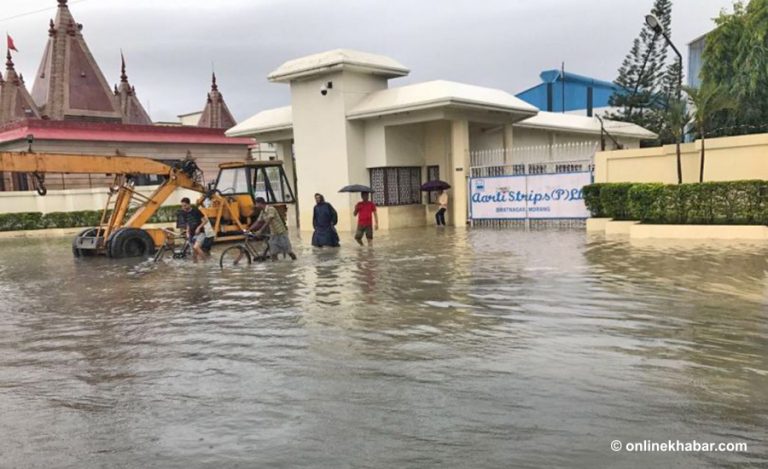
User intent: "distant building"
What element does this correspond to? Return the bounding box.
[177,111,203,126]
[0,0,249,192]
[688,32,710,89]
[515,69,622,116]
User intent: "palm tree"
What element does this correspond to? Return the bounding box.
[663,97,690,182]
[683,84,737,182]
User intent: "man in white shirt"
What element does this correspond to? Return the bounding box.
[436,190,448,226]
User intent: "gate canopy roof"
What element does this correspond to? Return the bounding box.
[346,80,538,121]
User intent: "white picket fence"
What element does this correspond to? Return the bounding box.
[470,141,598,168]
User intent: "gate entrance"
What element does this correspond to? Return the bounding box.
[468,142,596,228]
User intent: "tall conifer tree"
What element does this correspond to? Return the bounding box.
[607,0,676,140]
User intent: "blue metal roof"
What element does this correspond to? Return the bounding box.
[515,69,624,114]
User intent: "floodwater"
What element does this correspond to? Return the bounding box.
[0,228,766,468]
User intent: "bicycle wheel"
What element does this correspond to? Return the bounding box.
[219,245,252,269]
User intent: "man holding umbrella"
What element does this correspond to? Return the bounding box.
[421,180,451,227]
[353,192,378,246]
[339,184,380,246]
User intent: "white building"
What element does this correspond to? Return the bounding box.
[228,49,655,230]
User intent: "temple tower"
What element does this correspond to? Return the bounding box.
[31,0,123,122]
[197,73,237,129]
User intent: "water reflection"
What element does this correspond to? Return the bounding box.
[0,230,766,468]
[584,234,768,455]
[354,249,378,304]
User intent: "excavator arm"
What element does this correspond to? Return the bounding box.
[0,151,178,176]
[0,151,206,257]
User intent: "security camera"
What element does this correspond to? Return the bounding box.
[320,81,333,96]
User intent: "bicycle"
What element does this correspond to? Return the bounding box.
[219,232,271,269]
[153,228,191,262]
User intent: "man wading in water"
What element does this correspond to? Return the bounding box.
[248,197,297,261]
[353,192,378,246]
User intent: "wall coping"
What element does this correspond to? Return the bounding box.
[588,218,768,240]
[596,132,768,160]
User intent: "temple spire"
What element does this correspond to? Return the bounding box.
[120,50,127,83]
[197,72,236,129]
[113,51,151,125]
[0,48,41,124]
[31,0,123,121]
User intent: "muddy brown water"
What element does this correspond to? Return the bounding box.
[0,228,766,468]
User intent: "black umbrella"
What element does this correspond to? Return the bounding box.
[420,180,451,191]
[339,184,373,193]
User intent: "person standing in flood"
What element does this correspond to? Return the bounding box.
[177,197,213,262]
[312,193,340,248]
[435,190,448,226]
[249,197,297,261]
[353,192,378,246]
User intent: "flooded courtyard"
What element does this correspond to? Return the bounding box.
[0,228,766,468]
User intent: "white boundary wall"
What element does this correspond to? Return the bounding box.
[0,186,202,214]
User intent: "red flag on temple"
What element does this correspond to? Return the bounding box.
[7,34,18,52]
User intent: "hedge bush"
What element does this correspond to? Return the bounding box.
[0,205,183,232]
[582,183,605,217]
[583,183,635,219]
[583,181,768,225]
[627,183,665,222]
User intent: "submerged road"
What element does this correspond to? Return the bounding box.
[0,228,766,468]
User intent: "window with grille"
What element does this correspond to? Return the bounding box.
[528,164,547,175]
[369,167,422,206]
[427,165,439,203]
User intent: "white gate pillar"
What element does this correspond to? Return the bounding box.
[450,119,470,227]
[502,124,514,164]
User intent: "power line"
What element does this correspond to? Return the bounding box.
[0,0,89,24]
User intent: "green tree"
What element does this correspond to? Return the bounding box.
[656,60,684,142]
[607,0,676,138]
[661,95,689,183]
[683,84,737,182]
[701,0,768,136]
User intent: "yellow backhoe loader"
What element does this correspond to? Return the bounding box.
[0,151,295,258]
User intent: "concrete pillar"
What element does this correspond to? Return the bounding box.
[502,124,514,164]
[450,119,470,227]
[289,71,388,232]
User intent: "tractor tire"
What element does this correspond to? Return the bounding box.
[107,228,156,258]
[72,227,102,258]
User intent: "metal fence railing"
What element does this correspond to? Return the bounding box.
[470,141,598,168]
[469,159,594,178]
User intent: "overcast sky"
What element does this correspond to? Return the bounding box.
[2,0,734,122]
